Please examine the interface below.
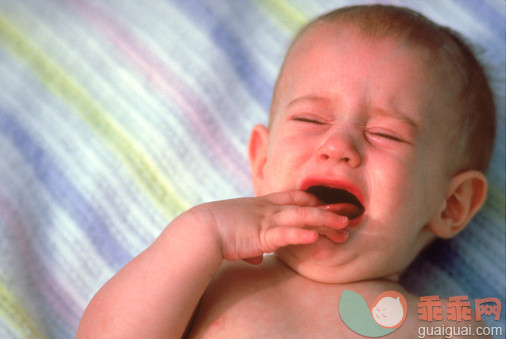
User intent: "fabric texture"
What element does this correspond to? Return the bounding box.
[0,1,504,337]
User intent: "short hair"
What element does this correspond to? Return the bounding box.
[270,5,496,172]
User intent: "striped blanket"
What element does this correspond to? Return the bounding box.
[0,1,504,337]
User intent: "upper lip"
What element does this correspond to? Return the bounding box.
[299,177,365,209]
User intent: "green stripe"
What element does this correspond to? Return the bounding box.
[257,0,308,32]
[0,14,188,218]
[0,279,41,338]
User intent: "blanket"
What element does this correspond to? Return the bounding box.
[0,0,504,337]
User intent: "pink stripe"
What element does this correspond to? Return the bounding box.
[64,0,250,186]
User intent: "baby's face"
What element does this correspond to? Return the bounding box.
[251,23,459,283]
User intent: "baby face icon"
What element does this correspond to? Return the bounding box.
[370,291,408,329]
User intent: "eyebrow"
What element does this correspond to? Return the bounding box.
[285,95,331,110]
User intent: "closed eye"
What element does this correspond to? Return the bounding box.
[366,128,410,144]
[292,117,324,125]
[370,132,404,142]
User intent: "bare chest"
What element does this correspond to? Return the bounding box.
[188,290,421,338]
[186,260,386,338]
[188,282,348,337]
[185,260,459,338]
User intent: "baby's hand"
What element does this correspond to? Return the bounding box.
[188,191,349,264]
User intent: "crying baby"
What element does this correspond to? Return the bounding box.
[78,4,496,338]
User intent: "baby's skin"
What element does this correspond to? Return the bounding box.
[182,195,484,338]
[77,191,486,338]
[188,248,422,337]
[78,16,489,338]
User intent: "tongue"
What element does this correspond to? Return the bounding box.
[320,203,363,219]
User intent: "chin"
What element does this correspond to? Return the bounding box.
[276,242,404,284]
[275,242,364,284]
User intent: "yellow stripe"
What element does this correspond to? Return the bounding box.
[257,0,308,32]
[0,280,41,338]
[0,15,188,218]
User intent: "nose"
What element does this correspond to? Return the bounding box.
[317,128,361,167]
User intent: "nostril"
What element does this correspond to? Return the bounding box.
[319,153,354,164]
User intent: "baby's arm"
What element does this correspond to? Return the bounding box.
[77,191,348,338]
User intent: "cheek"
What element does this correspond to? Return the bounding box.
[366,150,433,232]
[367,146,446,228]
[368,151,416,202]
[412,142,451,219]
[263,136,313,191]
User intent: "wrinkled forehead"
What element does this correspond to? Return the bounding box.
[285,20,461,89]
[270,21,463,129]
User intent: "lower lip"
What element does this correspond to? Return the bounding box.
[346,215,363,228]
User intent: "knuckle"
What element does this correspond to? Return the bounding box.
[290,190,302,201]
[295,206,310,218]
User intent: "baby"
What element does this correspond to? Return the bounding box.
[78,4,496,338]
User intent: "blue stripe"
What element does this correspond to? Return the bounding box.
[0,110,132,270]
[455,0,506,39]
[422,238,500,299]
[172,0,273,112]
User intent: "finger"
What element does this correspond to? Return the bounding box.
[264,190,321,207]
[271,206,348,229]
[317,228,349,243]
[264,227,318,249]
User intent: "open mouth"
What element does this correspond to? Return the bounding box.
[305,185,365,220]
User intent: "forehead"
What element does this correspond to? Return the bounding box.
[272,22,460,131]
[283,23,433,93]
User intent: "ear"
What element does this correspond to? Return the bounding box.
[429,170,488,238]
[248,124,269,196]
